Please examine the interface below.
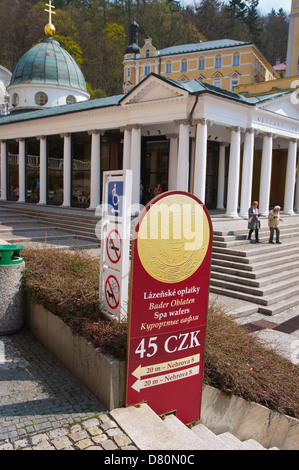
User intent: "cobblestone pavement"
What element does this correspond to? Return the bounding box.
[0,329,138,451]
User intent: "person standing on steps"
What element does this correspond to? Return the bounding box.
[247,201,261,243]
[268,206,282,244]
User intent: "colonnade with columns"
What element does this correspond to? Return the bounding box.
[123,120,298,217]
[0,121,298,216]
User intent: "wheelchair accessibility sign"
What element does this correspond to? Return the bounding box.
[100,170,132,321]
[108,181,123,217]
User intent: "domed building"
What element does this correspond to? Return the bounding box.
[7,3,89,113]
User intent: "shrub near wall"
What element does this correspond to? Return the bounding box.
[22,248,299,420]
[22,247,127,360]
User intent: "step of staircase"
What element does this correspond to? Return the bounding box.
[1,202,299,317]
[0,203,100,248]
[210,225,299,316]
[110,403,277,450]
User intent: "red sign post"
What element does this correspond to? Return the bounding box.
[126,191,212,425]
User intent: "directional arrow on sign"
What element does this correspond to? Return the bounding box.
[132,365,200,392]
[132,354,200,379]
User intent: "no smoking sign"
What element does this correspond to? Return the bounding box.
[106,229,121,265]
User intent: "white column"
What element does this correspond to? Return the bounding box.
[193,119,207,203]
[259,133,273,217]
[0,140,7,201]
[295,150,299,212]
[177,121,190,191]
[89,130,102,210]
[226,127,241,217]
[217,143,226,209]
[123,127,132,170]
[61,133,72,207]
[131,125,142,205]
[17,138,26,203]
[239,129,255,217]
[284,139,297,214]
[168,134,178,191]
[38,136,47,205]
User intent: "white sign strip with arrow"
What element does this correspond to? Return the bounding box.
[132,365,200,392]
[132,353,200,379]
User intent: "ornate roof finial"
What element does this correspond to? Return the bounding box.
[44,0,56,37]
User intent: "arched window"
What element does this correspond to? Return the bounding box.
[232,53,240,66]
[11,93,19,107]
[215,55,222,68]
[198,57,205,70]
[145,49,150,58]
[35,92,48,106]
[213,73,222,88]
[181,60,187,72]
[66,95,77,105]
[165,62,172,74]
[231,73,239,92]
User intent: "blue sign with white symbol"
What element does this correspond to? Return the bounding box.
[108,181,123,217]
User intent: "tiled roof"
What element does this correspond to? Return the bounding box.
[157,39,251,57]
[0,73,293,126]
[0,94,124,125]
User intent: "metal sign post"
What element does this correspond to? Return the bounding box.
[100,170,132,321]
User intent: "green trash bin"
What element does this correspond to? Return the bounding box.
[0,245,25,335]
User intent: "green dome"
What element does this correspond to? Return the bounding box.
[9,37,87,92]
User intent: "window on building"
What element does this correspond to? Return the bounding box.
[198,58,205,70]
[145,49,150,58]
[11,93,19,107]
[144,65,150,75]
[231,76,239,92]
[166,62,172,74]
[35,92,48,106]
[127,67,131,78]
[232,54,240,66]
[197,74,206,82]
[181,60,187,72]
[215,55,222,68]
[66,95,77,105]
[213,74,222,88]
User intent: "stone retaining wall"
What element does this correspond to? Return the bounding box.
[200,384,299,450]
[25,300,126,411]
[25,300,299,449]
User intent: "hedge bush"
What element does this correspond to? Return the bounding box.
[22,247,299,419]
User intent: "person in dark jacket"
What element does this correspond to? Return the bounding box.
[247,201,261,243]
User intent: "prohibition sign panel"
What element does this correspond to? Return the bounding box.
[105,274,120,310]
[106,229,122,265]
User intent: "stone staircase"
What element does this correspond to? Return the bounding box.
[0,203,100,249]
[110,403,278,450]
[1,203,299,317]
[210,220,299,316]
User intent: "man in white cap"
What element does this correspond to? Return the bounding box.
[268,206,282,244]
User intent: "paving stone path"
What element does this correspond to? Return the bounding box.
[0,329,138,450]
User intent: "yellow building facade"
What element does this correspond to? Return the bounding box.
[123,25,277,94]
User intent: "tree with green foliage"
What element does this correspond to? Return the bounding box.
[0,0,290,96]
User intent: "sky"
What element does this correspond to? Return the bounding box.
[246,0,290,14]
[181,0,291,15]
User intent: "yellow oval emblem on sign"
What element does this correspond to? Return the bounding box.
[137,194,210,283]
